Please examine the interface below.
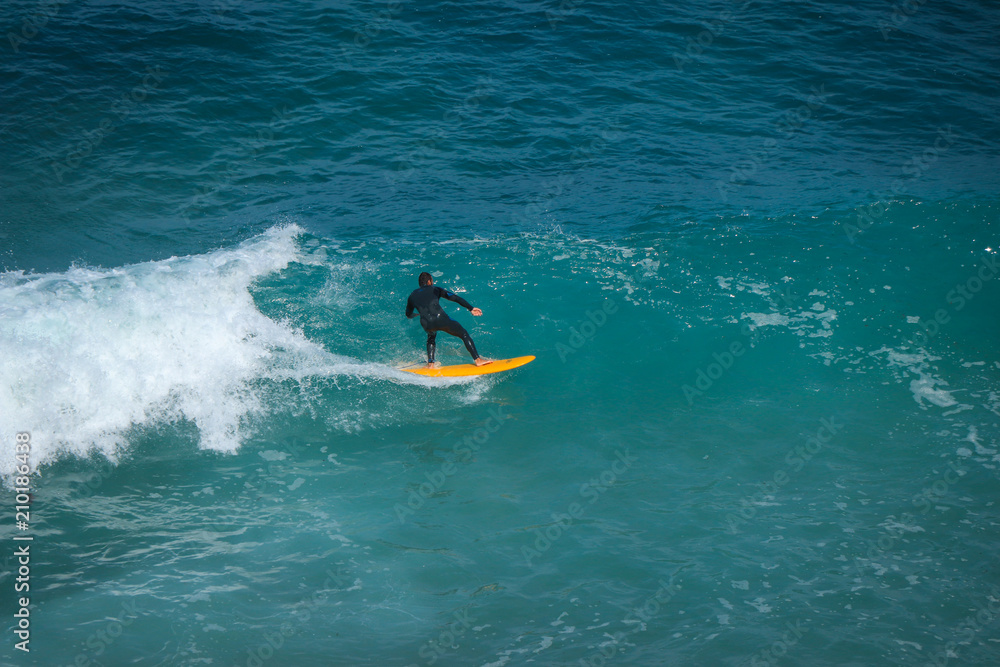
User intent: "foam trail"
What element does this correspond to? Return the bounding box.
[0,224,362,477]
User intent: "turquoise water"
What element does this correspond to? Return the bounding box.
[2,1,1000,665]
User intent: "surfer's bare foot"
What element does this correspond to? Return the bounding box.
[474,357,493,366]
[426,362,439,368]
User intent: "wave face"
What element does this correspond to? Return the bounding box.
[8,200,1000,475]
[0,226,312,470]
[0,224,435,475]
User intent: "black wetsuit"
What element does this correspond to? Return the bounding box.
[405,285,479,363]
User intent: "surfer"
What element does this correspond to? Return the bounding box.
[406,272,491,368]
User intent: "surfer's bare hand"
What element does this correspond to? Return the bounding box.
[471,308,483,316]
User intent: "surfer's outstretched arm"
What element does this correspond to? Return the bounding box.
[438,287,474,312]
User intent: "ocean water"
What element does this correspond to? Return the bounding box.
[2,0,1000,665]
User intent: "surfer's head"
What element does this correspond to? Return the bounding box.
[418,272,433,286]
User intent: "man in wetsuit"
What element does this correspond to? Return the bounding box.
[406,272,490,368]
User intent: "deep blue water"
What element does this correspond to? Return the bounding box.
[2,1,1000,665]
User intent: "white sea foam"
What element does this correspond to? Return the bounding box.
[745,597,772,613]
[742,312,791,328]
[0,225,422,479]
[874,347,964,410]
[909,377,958,408]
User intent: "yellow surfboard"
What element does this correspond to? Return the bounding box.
[401,355,535,377]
